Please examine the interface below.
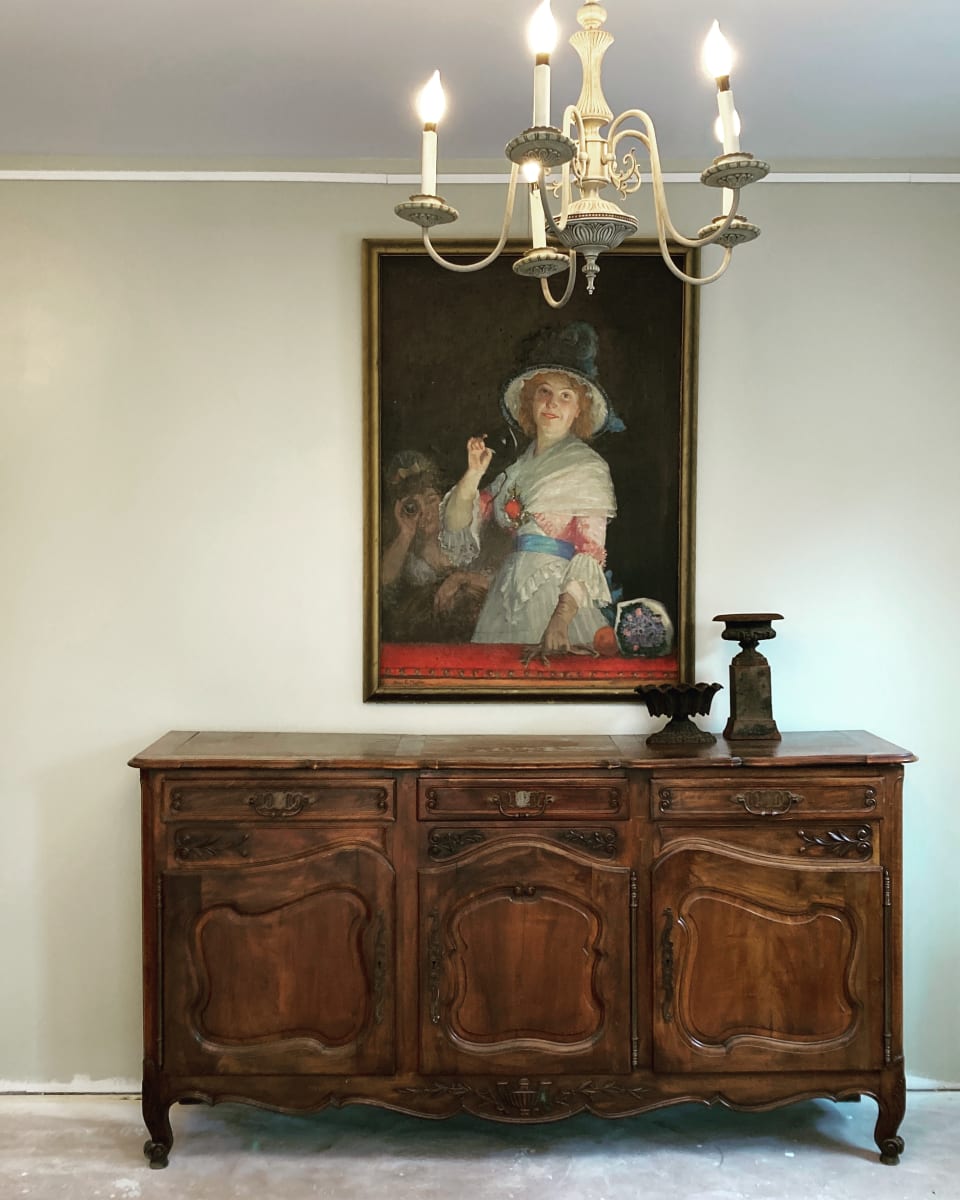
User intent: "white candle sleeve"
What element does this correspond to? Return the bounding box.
[716,88,740,155]
[533,61,551,127]
[529,185,546,248]
[421,127,438,196]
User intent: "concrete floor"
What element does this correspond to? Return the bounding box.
[1,1092,956,1199]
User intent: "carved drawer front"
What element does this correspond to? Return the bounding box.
[170,824,388,868]
[418,774,628,821]
[425,825,623,862]
[162,774,396,822]
[656,822,879,863]
[652,774,883,820]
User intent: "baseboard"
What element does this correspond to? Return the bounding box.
[0,1077,140,1095]
[905,1073,960,1091]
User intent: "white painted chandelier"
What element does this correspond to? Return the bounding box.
[395,0,769,308]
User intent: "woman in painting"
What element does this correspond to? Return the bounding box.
[381,451,492,643]
[440,322,624,658]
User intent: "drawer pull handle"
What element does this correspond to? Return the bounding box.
[732,789,802,816]
[247,791,316,819]
[488,790,555,816]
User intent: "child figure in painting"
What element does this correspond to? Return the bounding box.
[381,450,493,643]
[441,322,625,660]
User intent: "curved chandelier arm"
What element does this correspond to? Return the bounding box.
[553,159,572,230]
[655,224,734,285]
[650,163,742,251]
[562,105,588,164]
[629,121,737,284]
[611,109,743,251]
[540,188,569,244]
[607,108,657,148]
[606,111,653,197]
[543,103,586,232]
[607,125,651,166]
[539,252,579,309]
[421,163,522,271]
[646,157,734,284]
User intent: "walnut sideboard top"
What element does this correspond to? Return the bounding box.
[130,729,916,772]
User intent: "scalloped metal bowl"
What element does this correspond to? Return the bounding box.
[635,682,723,746]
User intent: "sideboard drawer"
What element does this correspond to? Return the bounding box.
[652,774,882,819]
[162,775,396,822]
[418,774,628,820]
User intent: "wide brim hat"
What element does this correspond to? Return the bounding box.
[501,321,625,438]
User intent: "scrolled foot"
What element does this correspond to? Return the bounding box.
[143,1139,170,1169]
[873,1064,906,1165]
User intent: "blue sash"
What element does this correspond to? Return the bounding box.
[515,533,576,560]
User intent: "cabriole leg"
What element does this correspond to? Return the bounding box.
[142,1060,173,1169]
[874,1066,906,1165]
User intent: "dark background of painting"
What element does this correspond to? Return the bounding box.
[374,242,693,638]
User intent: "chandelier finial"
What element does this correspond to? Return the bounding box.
[577,2,608,32]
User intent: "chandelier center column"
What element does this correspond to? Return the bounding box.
[570,2,615,209]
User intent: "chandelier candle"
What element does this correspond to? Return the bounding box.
[703,21,741,217]
[528,1,558,126]
[416,70,445,197]
[703,21,741,154]
[522,161,547,248]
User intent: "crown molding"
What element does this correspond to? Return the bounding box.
[0,170,958,184]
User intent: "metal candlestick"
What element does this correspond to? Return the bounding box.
[714,613,783,741]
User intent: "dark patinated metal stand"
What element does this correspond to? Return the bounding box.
[714,613,783,741]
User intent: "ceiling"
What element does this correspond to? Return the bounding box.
[1,0,958,173]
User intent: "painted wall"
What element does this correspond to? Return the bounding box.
[1,177,957,1087]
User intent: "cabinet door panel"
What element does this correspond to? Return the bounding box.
[655,821,879,864]
[421,840,631,1074]
[652,842,883,1072]
[163,844,394,1075]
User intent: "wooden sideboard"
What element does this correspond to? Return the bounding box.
[131,729,914,1168]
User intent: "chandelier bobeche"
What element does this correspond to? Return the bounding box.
[395,0,769,308]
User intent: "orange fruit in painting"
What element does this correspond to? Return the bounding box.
[594,625,618,656]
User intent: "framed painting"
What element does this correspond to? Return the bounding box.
[362,238,698,700]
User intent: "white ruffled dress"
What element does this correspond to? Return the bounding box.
[440,435,616,646]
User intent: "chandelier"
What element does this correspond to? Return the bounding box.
[394,0,769,308]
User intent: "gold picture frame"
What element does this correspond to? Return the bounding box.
[363,238,699,700]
